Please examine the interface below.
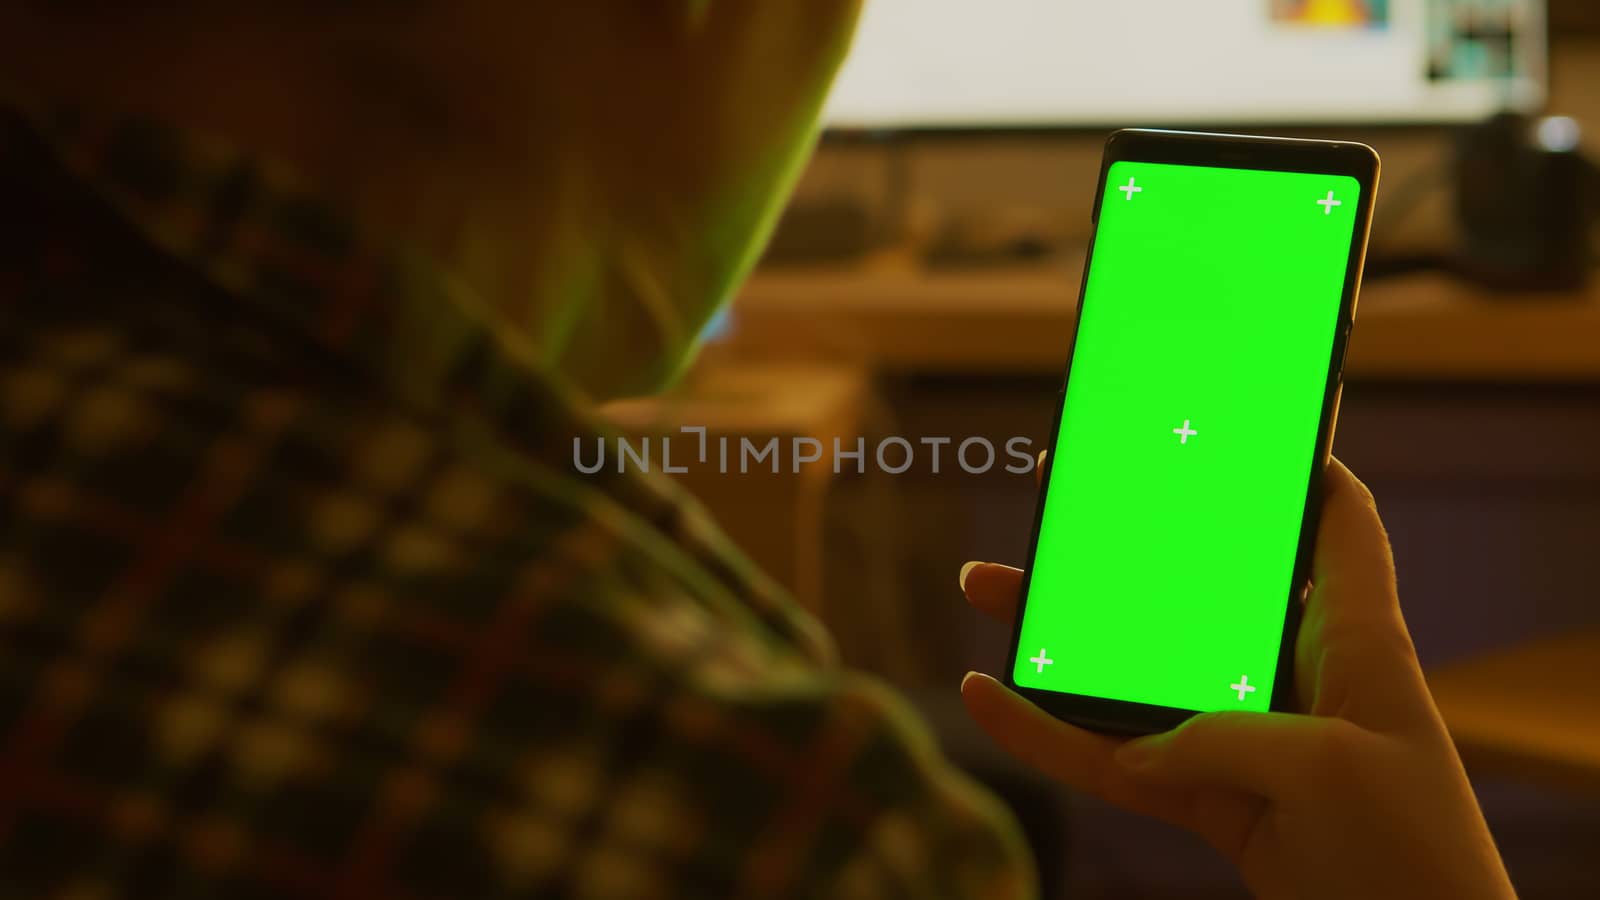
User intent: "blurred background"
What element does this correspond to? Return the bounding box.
[603,1,1600,897]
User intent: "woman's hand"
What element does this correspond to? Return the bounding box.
[959,457,1516,900]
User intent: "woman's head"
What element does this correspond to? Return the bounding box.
[1,1,863,398]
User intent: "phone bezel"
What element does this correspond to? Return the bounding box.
[1004,129,1381,735]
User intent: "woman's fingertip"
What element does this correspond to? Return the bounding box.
[959,671,1003,700]
[958,560,981,591]
[960,670,994,690]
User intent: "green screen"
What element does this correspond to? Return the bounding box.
[1015,160,1359,713]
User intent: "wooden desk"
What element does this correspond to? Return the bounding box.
[1428,632,1600,798]
[737,253,1600,381]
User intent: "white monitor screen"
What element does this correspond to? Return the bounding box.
[825,0,1545,129]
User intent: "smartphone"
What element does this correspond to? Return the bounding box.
[1006,129,1379,735]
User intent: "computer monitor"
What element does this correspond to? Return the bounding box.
[825,0,1546,130]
